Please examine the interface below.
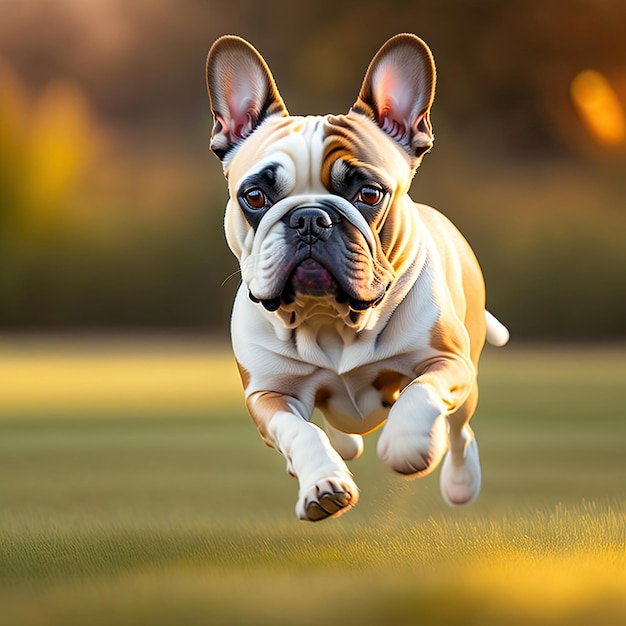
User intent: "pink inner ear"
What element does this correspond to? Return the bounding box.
[374,63,414,125]
[372,62,417,144]
[224,64,267,141]
[370,54,432,147]
[226,94,256,140]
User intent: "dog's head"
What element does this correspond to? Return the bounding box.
[206,34,435,330]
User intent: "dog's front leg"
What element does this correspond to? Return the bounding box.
[377,356,481,505]
[246,391,359,521]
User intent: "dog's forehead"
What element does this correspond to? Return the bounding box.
[227,113,412,190]
[322,113,414,184]
[227,116,322,189]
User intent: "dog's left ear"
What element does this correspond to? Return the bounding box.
[206,36,288,161]
[353,34,436,159]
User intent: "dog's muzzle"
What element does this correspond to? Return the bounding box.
[246,195,390,314]
[251,204,344,311]
[281,205,345,305]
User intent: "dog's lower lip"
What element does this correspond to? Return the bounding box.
[348,287,388,310]
[249,290,286,310]
[349,297,375,311]
[261,297,282,311]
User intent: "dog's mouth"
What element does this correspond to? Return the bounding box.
[288,258,340,298]
[248,258,385,312]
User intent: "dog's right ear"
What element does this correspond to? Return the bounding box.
[206,36,288,161]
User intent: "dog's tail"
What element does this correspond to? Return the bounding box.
[485,310,510,347]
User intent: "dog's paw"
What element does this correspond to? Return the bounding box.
[440,436,481,506]
[296,474,359,522]
[377,412,448,477]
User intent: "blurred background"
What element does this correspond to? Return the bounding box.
[1,0,625,340]
[1,5,626,622]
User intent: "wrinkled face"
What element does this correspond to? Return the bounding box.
[224,112,415,325]
[207,34,436,328]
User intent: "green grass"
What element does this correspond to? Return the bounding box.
[0,341,625,625]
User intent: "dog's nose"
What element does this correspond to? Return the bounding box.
[286,207,333,243]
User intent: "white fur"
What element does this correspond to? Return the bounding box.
[377,384,449,475]
[486,310,510,347]
[267,411,359,520]
[440,428,482,506]
[323,418,364,461]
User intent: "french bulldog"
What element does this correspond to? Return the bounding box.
[206,33,509,521]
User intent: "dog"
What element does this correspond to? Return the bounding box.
[206,33,509,521]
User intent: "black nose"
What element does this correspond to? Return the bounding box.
[287,207,333,243]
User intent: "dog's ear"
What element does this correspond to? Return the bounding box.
[352,34,436,159]
[206,36,288,161]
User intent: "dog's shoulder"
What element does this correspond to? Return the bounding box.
[413,202,481,273]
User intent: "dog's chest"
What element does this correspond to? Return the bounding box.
[312,360,414,434]
[289,323,424,433]
[280,284,441,432]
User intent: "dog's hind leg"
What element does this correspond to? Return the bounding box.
[440,384,481,506]
[323,418,364,461]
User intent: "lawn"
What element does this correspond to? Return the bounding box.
[0,338,625,625]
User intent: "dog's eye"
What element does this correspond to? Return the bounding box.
[357,185,384,207]
[242,188,267,210]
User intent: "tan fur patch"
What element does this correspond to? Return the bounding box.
[246,391,292,447]
[314,387,332,408]
[372,369,411,408]
[236,360,251,390]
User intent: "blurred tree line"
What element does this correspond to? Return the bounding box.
[0,0,625,339]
